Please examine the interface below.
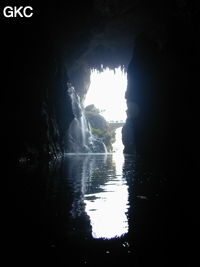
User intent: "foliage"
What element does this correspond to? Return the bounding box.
[85,105,116,151]
[85,104,101,114]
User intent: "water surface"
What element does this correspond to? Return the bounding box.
[10,149,179,266]
[65,152,129,239]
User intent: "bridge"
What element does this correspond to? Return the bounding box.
[107,120,125,131]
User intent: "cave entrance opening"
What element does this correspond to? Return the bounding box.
[84,67,127,153]
[67,67,129,239]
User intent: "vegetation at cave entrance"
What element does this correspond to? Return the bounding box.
[85,104,115,152]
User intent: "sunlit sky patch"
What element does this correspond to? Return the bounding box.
[84,67,127,121]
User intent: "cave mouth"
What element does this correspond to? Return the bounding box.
[84,66,127,152]
[84,67,127,122]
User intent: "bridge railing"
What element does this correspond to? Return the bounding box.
[108,120,125,124]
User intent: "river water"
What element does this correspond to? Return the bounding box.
[66,127,129,240]
[66,152,129,239]
[50,151,135,265]
[8,129,186,265]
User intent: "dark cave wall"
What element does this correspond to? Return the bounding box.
[3,2,98,162]
[123,0,199,164]
[3,22,73,162]
[123,35,172,157]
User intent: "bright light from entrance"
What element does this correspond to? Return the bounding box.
[84,67,127,122]
[82,67,128,238]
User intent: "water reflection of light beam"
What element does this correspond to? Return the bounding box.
[84,153,129,239]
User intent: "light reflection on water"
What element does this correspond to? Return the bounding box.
[66,152,129,239]
[84,152,128,239]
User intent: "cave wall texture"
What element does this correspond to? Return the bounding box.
[2,0,199,164]
[123,1,199,164]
